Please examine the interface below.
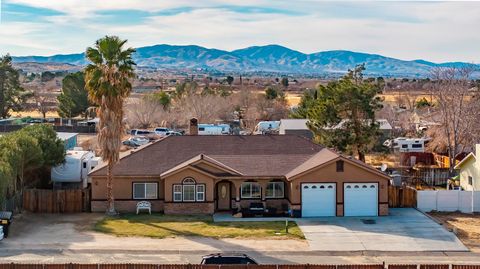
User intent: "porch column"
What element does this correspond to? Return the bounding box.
[260,180,268,207]
[233,181,241,210]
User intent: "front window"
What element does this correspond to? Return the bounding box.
[173,177,205,202]
[241,182,261,199]
[133,182,158,199]
[266,182,285,198]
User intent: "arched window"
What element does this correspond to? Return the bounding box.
[183,177,196,184]
[173,177,205,202]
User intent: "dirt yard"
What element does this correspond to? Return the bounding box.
[428,212,480,252]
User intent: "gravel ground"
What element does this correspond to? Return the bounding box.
[428,212,480,252]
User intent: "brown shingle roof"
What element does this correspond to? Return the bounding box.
[90,135,324,177]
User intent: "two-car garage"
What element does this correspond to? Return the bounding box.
[301,182,379,217]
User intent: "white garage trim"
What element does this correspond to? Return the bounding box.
[301,183,336,217]
[344,183,378,217]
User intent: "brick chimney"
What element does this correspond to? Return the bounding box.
[189,118,198,135]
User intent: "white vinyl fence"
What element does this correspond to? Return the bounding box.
[417,190,480,213]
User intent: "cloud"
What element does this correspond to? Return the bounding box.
[1,1,480,63]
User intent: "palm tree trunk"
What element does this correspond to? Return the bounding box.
[106,162,117,215]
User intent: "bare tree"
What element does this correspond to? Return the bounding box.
[33,90,56,119]
[429,67,480,173]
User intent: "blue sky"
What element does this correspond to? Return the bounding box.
[0,0,479,63]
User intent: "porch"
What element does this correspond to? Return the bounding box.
[214,178,291,217]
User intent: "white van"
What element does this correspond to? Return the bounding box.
[154,127,171,136]
[130,129,154,136]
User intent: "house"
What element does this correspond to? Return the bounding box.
[279,119,313,139]
[455,144,480,191]
[89,135,390,217]
[278,118,392,143]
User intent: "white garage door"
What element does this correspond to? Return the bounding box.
[344,183,378,216]
[301,183,336,217]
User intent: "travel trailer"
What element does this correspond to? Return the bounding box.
[51,148,101,188]
[383,137,430,153]
[198,124,231,135]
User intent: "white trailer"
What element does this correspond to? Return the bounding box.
[384,137,430,153]
[198,124,231,135]
[51,148,101,188]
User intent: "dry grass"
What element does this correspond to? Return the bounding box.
[95,214,304,240]
[428,212,480,252]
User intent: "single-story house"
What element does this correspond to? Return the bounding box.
[89,135,390,217]
[455,144,480,191]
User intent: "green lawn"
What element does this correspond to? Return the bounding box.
[94,214,304,240]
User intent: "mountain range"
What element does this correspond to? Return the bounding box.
[12,44,479,77]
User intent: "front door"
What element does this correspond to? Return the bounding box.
[217,182,231,210]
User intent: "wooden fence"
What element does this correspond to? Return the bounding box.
[0,265,478,269]
[23,188,90,213]
[388,186,417,208]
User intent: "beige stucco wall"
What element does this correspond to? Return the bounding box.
[91,176,163,200]
[459,157,480,191]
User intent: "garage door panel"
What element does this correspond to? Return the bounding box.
[344,183,378,217]
[301,183,336,217]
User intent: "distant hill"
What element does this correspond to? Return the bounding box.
[12,44,479,77]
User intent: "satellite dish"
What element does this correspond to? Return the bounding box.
[380,163,388,172]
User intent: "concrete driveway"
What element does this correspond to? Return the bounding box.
[296,208,468,251]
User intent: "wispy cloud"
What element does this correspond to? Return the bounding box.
[1,0,479,63]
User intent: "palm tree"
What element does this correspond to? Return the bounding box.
[85,36,136,215]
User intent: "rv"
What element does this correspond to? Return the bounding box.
[51,148,101,188]
[198,124,231,135]
[384,137,430,153]
[253,121,280,135]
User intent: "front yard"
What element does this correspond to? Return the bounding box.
[94,214,304,240]
[428,212,480,252]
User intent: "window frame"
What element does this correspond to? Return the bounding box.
[172,177,206,202]
[468,176,473,186]
[241,182,261,199]
[265,181,285,199]
[133,182,158,200]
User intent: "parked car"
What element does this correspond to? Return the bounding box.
[200,254,258,265]
[166,131,183,136]
[130,136,150,145]
[130,129,154,136]
[154,127,171,136]
[123,139,141,148]
[0,211,13,239]
[123,136,149,148]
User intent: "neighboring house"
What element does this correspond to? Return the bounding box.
[279,119,313,139]
[89,135,390,217]
[455,144,480,191]
[279,118,392,143]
